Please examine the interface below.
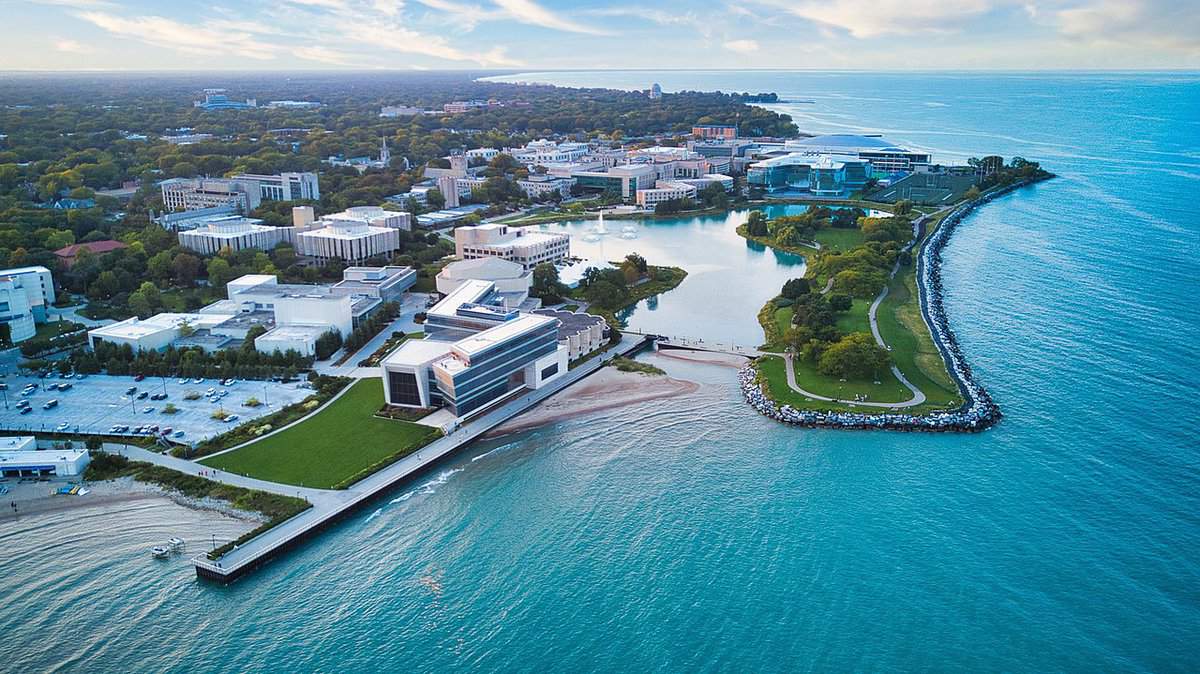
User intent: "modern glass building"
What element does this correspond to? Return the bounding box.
[747,154,872,196]
[382,279,570,418]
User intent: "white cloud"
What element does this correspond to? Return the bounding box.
[292,45,358,65]
[723,39,760,54]
[755,0,996,38]
[493,0,609,35]
[1056,0,1200,53]
[54,38,92,54]
[76,11,281,59]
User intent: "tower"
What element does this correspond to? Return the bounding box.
[379,137,390,167]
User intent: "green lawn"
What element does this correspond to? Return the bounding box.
[875,270,962,410]
[34,320,84,340]
[200,378,442,489]
[834,299,871,335]
[756,355,909,411]
[813,228,865,252]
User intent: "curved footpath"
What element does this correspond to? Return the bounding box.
[741,177,1049,432]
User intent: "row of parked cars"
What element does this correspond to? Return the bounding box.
[108,423,185,439]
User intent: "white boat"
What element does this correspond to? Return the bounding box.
[150,546,169,559]
[167,537,185,551]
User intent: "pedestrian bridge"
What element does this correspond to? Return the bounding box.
[622,330,762,359]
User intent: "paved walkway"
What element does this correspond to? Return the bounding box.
[107,443,340,505]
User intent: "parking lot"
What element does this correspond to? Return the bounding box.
[0,373,313,444]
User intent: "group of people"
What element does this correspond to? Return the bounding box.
[739,180,1038,432]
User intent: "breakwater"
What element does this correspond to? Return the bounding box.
[740,177,1049,432]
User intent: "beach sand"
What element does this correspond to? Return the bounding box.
[654,348,751,369]
[487,365,700,437]
[0,475,265,524]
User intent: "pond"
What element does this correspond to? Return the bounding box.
[539,204,825,346]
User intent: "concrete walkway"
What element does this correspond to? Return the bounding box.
[106,443,339,505]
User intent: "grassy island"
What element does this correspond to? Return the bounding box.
[533,253,687,327]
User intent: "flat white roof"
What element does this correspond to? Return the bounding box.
[0,436,36,452]
[452,313,555,359]
[381,339,454,367]
[0,449,88,466]
[257,324,330,341]
[428,279,495,318]
[90,312,233,340]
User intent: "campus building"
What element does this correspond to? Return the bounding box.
[160,177,260,212]
[293,207,408,263]
[779,134,931,173]
[382,280,571,417]
[572,164,657,201]
[747,154,872,196]
[194,89,256,110]
[693,124,738,140]
[517,175,575,199]
[454,224,570,271]
[436,258,531,307]
[229,172,320,202]
[177,216,294,255]
[532,308,608,360]
[88,268,413,357]
[0,436,90,478]
[0,266,55,343]
[636,180,699,208]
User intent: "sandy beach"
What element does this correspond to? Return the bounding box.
[487,365,700,436]
[0,475,266,524]
[655,348,751,369]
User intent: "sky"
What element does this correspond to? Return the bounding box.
[1,0,1198,71]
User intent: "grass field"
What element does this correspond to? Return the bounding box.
[813,228,865,252]
[200,378,442,489]
[755,355,913,411]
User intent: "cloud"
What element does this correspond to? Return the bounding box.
[76,11,281,59]
[493,0,609,35]
[293,45,359,65]
[1056,0,1200,53]
[54,38,92,54]
[755,0,995,38]
[723,39,760,54]
[585,6,712,38]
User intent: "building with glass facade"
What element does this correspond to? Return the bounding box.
[382,279,571,418]
[747,154,872,196]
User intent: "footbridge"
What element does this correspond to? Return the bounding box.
[623,330,762,359]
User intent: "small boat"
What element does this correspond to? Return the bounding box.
[151,546,170,559]
[167,537,185,552]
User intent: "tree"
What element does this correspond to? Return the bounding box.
[964,185,982,200]
[531,262,568,303]
[817,332,890,379]
[172,253,201,286]
[827,293,853,311]
[893,199,914,216]
[746,210,768,237]
[781,278,810,299]
[206,257,235,289]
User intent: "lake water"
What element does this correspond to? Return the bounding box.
[2,72,1197,671]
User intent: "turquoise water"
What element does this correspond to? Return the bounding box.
[3,72,1199,671]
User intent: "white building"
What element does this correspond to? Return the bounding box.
[294,207,407,263]
[229,172,320,202]
[380,105,424,117]
[382,281,568,417]
[636,180,699,208]
[511,140,590,166]
[454,224,570,271]
[679,173,735,191]
[466,148,499,161]
[0,437,90,478]
[0,266,54,343]
[436,257,531,306]
[518,175,575,199]
[177,216,294,255]
[88,312,237,352]
[160,177,260,212]
[532,308,608,360]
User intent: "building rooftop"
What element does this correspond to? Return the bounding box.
[788,134,908,152]
[90,312,232,340]
[381,338,455,367]
[257,324,332,342]
[440,257,528,281]
[54,240,129,258]
[532,308,605,339]
[0,436,36,452]
[451,313,556,360]
[428,279,496,318]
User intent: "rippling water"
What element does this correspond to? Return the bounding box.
[2,72,1197,671]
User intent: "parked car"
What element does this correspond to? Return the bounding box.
[224,414,239,423]
[173,430,185,438]
[142,406,155,414]
[19,406,32,415]
[55,422,70,432]
[42,399,58,409]
[58,383,73,391]
[125,386,138,395]
[134,374,145,382]
[136,391,149,400]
